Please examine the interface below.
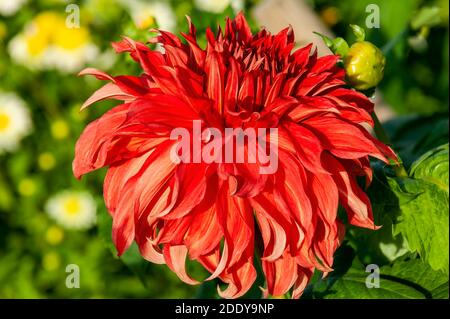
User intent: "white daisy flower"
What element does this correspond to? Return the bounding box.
[120,0,176,31]
[194,0,243,13]
[8,11,98,73]
[0,0,28,16]
[0,92,32,154]
[45,191,97,230]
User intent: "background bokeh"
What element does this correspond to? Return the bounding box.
[0,0,448,298]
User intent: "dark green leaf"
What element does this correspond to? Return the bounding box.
[388,144,449,273]
[314,254,448,299]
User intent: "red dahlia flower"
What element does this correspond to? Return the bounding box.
[74,13,396,298]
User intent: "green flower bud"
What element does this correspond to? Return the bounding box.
[344,41,386,91]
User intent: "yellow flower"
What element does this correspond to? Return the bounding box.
[344,41,386,90]
[54,25,91,50]
[320,7,341,27]
[45,226,64,245]
[8,11,98,72]
[18,178,37,197]
[42,252,61,271]
[51,119,69,140]
[45,190,96,230]
[0,92,32,153]
[0,0,28,16]
[120,0,176,31]
[38,152,56,171]
[0,113,10,131]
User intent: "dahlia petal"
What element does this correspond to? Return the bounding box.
[217,257,256,299]
[216,187,254,268]
[287,105,340,122]
[264,73,287,107]
[79,68,150,106]
[297,73,332,96]
[134,216,166,264]
[112,37,162,75]
[163,245,199,285]
[282,122,327,174]
[145,177,179,220]
[133,141,178,218]
[78,67,115,81]
[275,152,333,271]
[205,242,230,281]
[164,44,189,68]
[139,239,165,264]
[310,55,339,73]
[291,268,313,299]
[329,88,374,112]
[104,151,153,214]
[325,92,374,125]
[205,50,225,113]
[112,182,137,256]
[224,58,240,113]
[262,251,298,297]
[232,12,252,43]
[180,16,206,68]
[73,103,130,179]
[304,115,391,162]
[255,211,287,262]
[126,95,200,129]
[80,82,134,110]
[276,151,313,229]
[310,172,339,225]
[312,77,346,95]
[264,95,296,117]
[162,163,209,219]
[308,171,341,269]
[185,203,222,259]
[323,153,379,229]
[155,29,183,47]
[292,43,313,68]
[250,190,292,262]
[158,215,194,245]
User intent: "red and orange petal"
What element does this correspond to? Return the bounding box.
[73,13,396,298]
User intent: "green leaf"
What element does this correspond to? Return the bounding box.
[349,24,366,42]
[313,32,349,57]
[381,259,449,298]
[315,253,448,299]
[332,37,350,57]
[324,262,423,299]
[388,144,449,274]
[313,31,334,48]
[410,144,449,192]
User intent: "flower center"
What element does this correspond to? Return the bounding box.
[0,112,11,132]
[136,14,155,30]
[63,198,81,216]
[25,12,90,55]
